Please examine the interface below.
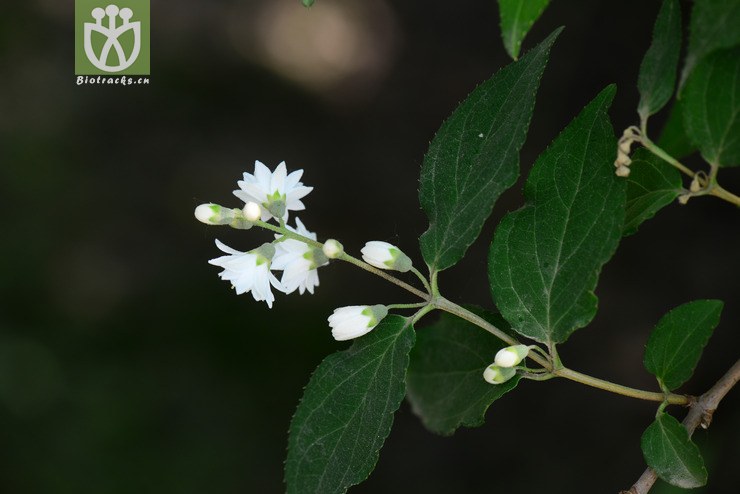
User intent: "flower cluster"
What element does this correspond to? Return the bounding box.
[483,344,530,385]
[196,161,323,309]
[614,127,640,177]
[195,160,416,341]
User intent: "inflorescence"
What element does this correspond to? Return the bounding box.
[195,161,417,343]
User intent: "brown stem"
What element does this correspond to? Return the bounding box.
[621,359,740,494]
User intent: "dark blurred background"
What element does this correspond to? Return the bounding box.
[0,1,738,493]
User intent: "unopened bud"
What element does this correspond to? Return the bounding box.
[483,364,516,384]
[615,165,631,177]
[244,201,262,222]
[622,127,640,139]
[689,176,702,193]
[361,241,413,272]
[329,304,388,341]
[494,345,530,368]
[678,193,690,205]
[615,152,632,167]
[323,239,344,259]
[195,203,235,225]
[618,139,633,155]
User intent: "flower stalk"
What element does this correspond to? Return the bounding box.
[197,160,697,406]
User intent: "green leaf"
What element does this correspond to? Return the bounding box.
[489,86,625,345]
[285,316,415,494]
[644,299,723,391]
[682,46,740,167]
[638,0,682,120]
[419,29,561,273]
[657,101,696,160]
[498,0,551,60]
[624,149,682,236]
[406,309,520,436]
[641,412,708,488]
[680,0,740,90]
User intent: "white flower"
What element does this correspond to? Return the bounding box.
[208,240,284,308]
[271,218,327,295]
[494,345,530,368]
[328,305,388,341]
[483,364,516,384]
[233,161,313,223]
[361,241,412,272]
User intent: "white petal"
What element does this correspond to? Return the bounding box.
[241,183,270,203]
[233,188,261,205]
[289,217,317,240]
[269,271,287,294]
[253,161,272,191]
[288,199,306,212]
[214,239,244,256]
[329,306,367,326]
[332,316,374,341]
[271,161,287,194]
[240,170,256,183]
[361,242,395,268]
[285,169,304,189]
[287,185,313,202]
[305,270,319,294]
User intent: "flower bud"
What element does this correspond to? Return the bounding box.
[322,239,344,259]
[689,176,702,193]
[615,165,631,177]
[618,139,633,155]
[483,364,516,384]
[678,193,690,205]
[615,152,632,167]
[195,203,235,225]
[494,345,530,368]
[328,305,388,341]
[361,241,413,272]
[243,201,262,222]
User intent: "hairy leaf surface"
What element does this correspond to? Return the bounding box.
[489,86,625,345]
[285,316,415,494]
[638,0,682,120]
[419,29,560,273]
[498,0,550,60]
[406,309,519,435]
[682,46,740,167]
[644,299,723,391]
[641,413,708,488]
[624,149,682,236]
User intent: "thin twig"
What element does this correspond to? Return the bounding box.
[622,359,740,494]
[434,298,694,404]
[640,138,740,207]
[556,368,690,405]
[254,219,430,300]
